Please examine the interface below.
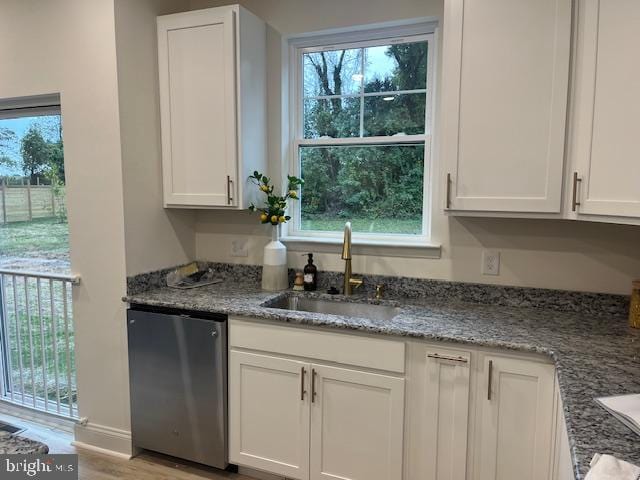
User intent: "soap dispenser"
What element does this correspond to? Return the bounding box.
[303,253,317,291]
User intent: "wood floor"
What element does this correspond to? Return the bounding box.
[0,413,254,480]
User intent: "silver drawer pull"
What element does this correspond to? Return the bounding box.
[571,172,582,212]
[487,360,493,401]
[427,353,468,363]
[227,175,234,205]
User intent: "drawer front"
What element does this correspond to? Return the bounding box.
[229,318,405,373]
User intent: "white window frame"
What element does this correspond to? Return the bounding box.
[284,22,437,249]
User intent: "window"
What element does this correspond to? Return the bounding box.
[0,95,77,419]
[288,26,434,244]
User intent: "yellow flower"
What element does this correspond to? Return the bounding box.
[288,190,298,199]
[270,215,278,224]
[260,185,270,193]
[279,216,286,223]
[260,213,268,222]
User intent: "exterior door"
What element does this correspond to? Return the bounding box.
[309,364,404,480]
[475,355,555,480]
[229,350,310,480]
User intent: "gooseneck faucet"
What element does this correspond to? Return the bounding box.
[341,222,363,295]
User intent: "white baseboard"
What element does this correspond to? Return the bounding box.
[238,466,285,480]
[73,422,133,457]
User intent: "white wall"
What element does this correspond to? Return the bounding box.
[192,0,640,295]
[0,0,132,453]
[114,0,195,276]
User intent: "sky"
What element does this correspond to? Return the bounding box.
[304,44,398,96]
[0,115,61,176]
[303,41,427,97]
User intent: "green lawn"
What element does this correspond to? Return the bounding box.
[0,218,69,258]
[0,218,75,414]
[301,215,422,235]
[1,275,76,411]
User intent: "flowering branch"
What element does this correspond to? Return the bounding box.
[248,171,304,225]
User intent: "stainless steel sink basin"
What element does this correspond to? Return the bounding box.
[267,296,401,322]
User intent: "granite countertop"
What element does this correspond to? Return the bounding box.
[0,432,49,454]
[124,282,640,479]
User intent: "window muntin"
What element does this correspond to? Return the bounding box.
[291,33,432,241]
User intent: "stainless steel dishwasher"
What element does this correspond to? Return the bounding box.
[127,304,227,469]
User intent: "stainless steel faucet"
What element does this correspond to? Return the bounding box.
[341,222,363,295]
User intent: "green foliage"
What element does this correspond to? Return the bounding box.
[48,138,65,181]
[300,42,428,232]
[301,145,424,221]
[0,128,16,156]
[0,155,14,168]
[20,125,50,182]
[18,123,65,188]
[46,138,67,221]
[248,171,304,225]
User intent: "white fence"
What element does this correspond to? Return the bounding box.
[0,269,79,418]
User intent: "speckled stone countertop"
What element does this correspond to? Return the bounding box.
[0,432,49,454]
[124,282,640,479]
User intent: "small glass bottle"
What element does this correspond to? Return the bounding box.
[303,253,317,291]
[630,281,640,329]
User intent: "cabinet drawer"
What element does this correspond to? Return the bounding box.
[229,318,405,373]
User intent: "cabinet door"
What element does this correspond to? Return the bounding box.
[442,0,571,213]
[551,381,574,480]
[570,0,640,220]
[157,9,237,207]
[423,348,470,480]
[476,355,555,480]
[229,350,310,480]
[309,365,404,480]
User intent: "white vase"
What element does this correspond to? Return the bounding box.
[262,225,288,291]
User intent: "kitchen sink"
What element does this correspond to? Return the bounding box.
[267,296,401,322]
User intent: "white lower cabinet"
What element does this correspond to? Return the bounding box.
[229,350,310,479]
[310,365,405,480]
[229,319,565,480]
[423,348,471,480]
[552,380,574,480]
[474,355,556,480]
[228,319,406,480]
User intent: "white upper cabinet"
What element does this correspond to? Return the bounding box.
[442,0,572,213]
[568,0,640,222]
[157,6,266,209]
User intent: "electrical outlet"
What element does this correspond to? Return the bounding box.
[231,238,248,257]
[482,250,500,276]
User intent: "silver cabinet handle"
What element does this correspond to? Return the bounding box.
[487,360,493,401]
[445,173,452,209]
[300,367,307,401]
[311,368,317,403]
[227,175,234,205]
[428,353,468,363]
[572,172,582,212]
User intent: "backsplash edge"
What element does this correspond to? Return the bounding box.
[126,261,630,318]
